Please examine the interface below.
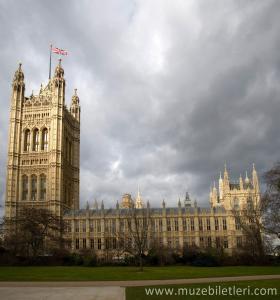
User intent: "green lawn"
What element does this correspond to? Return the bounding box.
[126,280,280,300]
[0,266,279,281]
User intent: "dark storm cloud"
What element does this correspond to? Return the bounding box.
[1,0,280,213]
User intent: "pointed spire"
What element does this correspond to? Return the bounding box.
[101,200,104,210]
[213,181,217,190]
[135,184,144,209]
[94,199,99,210]
[252,163,259,190]
[70,88,80,122]
[71,88,80,104]
[245,171,249,184]
[178,198,182,208]
[13,62,25,88]
[116,200,119,210]
[162,199,166,208]
[239,174,243,190]
[223,163,229,190]
[219,171,224,200]
[54,58,64,78]
[86,201,89,210]
[224,163,228,178]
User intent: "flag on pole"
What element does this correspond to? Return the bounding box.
[51,47,68,56]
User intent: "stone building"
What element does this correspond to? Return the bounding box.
[5,63,260,255]
[5,61,80,218]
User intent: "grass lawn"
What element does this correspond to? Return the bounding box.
[126,279,280,300]
[0,266,279,281]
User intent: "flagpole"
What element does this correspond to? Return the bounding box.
[49,44,52,80]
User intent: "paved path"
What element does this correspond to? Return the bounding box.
[0,274,279,287]
[0,275,279,300]
[0,287,125,300]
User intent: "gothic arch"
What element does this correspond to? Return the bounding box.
[41,127,48,151]
[23,128,30,152]
[21,175,28,200]
[31,174,37,201]
[32,128,39,151]
[39,174,47,200]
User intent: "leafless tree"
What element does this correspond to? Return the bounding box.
[3,207,66,257]
[263,162,280,240]
[117,204,152,271]
[232,196,265,259]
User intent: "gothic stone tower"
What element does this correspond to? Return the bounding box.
[209,164,260,210]
[5,60,80,218]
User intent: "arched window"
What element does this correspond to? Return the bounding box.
[32,128,39,151]
[40,174,46,200]
[23,129,30,152]
[22,175,28,200]
[31,175,37,201]
[247,196,253,210]
[233,197,239,210]
[41,128,48,151]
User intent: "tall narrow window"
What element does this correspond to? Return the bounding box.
[31,175,37,201]
[23,129,30,152]
[32,128,39,151]
[190,218,195,231]
[222,218,227,230]
[40,174,46,200]
[22,175,28,200]
[41,128,48,151]
[215,218,219,231]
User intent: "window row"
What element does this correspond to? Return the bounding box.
[65,217,229,233]
[70,236,231,250]
[23,128,48,152]
[21,174,46,201]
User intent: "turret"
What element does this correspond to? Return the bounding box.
[184,191,192,207]
[53,59,65,105]
[218,172,223,200]
[252,163,259,191]
[12,63,25,92]
[212,181,217,200]
[239,174,243,190]
[70,89,81,122]
[244,171,250,185]
[178,198,182,208]
[135,185,144,209]
[94,199,99,210]
[223,163,230,190]
[6,63,25,217]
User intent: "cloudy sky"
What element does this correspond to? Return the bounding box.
[0,0,280,211]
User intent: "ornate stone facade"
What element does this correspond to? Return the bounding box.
[5,63,260,255]
[5,61,80,218]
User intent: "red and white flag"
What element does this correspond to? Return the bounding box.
[52,47,68,56]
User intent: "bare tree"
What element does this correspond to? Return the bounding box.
[117,204,152,271]
[3,207,66,257]
[263,162,280,240]
[232,196,265,259]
